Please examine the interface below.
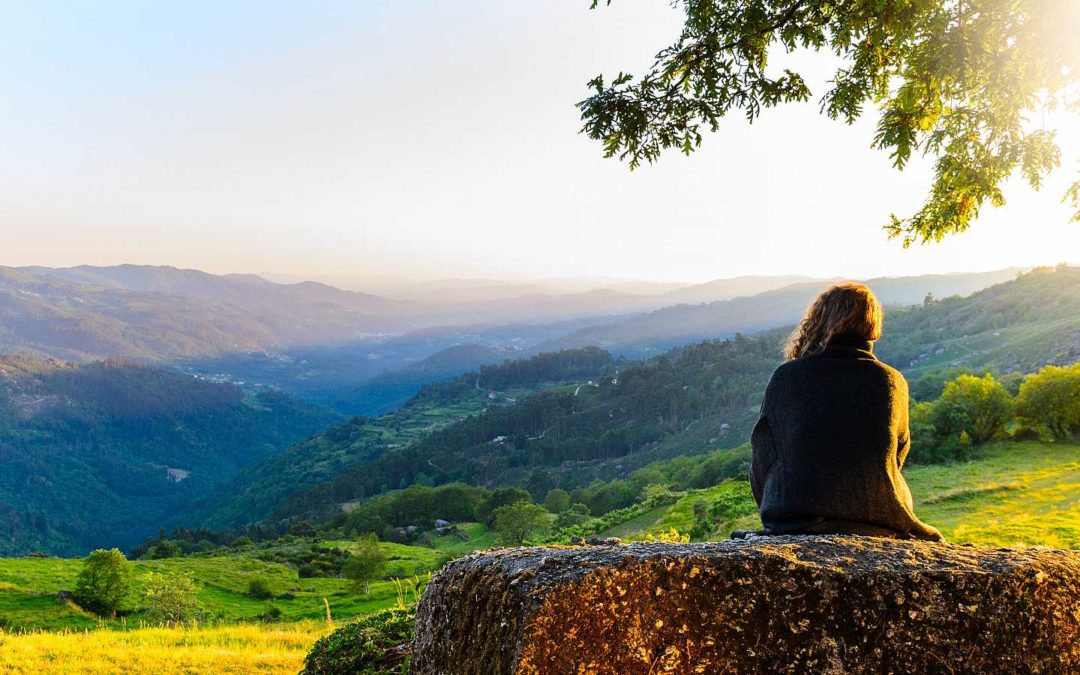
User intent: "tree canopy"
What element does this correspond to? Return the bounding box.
[73,548,132,618]
[580,0,1080,243]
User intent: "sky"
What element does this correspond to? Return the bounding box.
[1,1,1077,285]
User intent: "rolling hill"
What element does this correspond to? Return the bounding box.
[0,265,414,362]
[245,266,1079,526]
[0,356,340,555]
[540,268,1023,356]
[199,348,616,529]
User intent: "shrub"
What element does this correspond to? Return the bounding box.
[147,540,180,559]
[73,548,131,618]
[1016,363,1080,441]
[258,605,284,623]
[143,572,201,625]
[543,488,571,514]
[934,374,1014,445]
[301,607,414,675]
[343,534,388,594]
[491,501,552,545]
[247,577,274,599]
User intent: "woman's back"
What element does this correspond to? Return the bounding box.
[748,283,941,541]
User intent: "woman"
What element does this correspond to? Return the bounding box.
[745,282,942,541]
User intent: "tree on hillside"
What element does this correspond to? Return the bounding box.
[543,488,572,514]
[343,533,388,595]
[491,501,553,546]
[1016,364,1080,441]
[933,373,1014,445]
[143,572,201,625]
[580,1,1080,242]
[73,548,132,617]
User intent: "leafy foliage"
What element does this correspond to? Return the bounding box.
[247,577,274,600]
[73,548,131,617]
[1016,363,1080,441]
[142,571,201,625]
[343,535,389,594]
[491,502,553,545]
[581,0,1080,240]
[301,607,414,675]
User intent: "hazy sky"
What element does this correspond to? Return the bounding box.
[2,1,1077,284]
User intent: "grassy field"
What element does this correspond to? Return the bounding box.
[911,441,1080,548]
[0,622,329,674]
[0,540,443,632]
[599,441,1080,548]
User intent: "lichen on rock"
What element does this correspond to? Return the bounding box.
[411,537,1080,674]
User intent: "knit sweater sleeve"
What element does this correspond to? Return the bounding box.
[749,374,779,507]
[896,389,911,470]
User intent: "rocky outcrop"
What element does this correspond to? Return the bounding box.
[411,537,1080,674]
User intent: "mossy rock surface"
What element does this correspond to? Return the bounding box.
[411,537,1080,674]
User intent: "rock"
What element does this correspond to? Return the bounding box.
[570,536,623,546]
[411,536,1080,674]
[55,590,72,602]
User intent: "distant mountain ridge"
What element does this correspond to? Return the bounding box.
[540,269,1024,356]
[0,265,417,362]
[20,264,412,315]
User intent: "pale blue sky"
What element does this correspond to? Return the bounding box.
[2,1,1077,284]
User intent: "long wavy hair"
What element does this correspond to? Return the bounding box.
[784,283,883,360]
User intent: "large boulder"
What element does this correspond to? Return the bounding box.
[412,537,1080,674]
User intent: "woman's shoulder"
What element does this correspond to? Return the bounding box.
[776,352,908,387]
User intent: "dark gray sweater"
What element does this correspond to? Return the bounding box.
[750,335,942,541]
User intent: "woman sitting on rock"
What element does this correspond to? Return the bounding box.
[743,282,942,541]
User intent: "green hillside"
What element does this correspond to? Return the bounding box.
[202,348,615,527]
[248,267,1080,525]
[0,357,340,556]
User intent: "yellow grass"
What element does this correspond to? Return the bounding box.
[0,622,330,674]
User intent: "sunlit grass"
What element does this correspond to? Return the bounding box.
[595,440,1080,548]
[0,541,443,631]
[910,441,1080,548]
[0,622,329,674]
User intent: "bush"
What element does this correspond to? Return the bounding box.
[491,501,552,545]
[147,540,180,559]
[543,488,571,514]
[247,577,274,599]
[258,605,284,623]
[301,607,414,675]
[934,374,1013,445]
[1016,363,1080,441]
[343,534,388,594]
[143,572,201,625]
[73,548,131,618]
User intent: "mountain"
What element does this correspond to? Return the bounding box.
[656,275,825,306]
[540,269,1023,356]
[0,265,415,362]
[19,265,409,315]
[339,344,512,416]
[0,356,340,555]
[249,266,1078,525]
[411,276,838,325]
[200,347,616,528]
